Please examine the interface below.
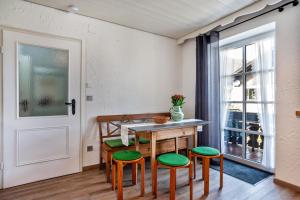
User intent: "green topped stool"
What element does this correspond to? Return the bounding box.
[111,150,145,200]
[189,146,223,195]
[154,153,193,200]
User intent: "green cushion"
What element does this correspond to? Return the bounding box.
[192,146,220,156]
[105,139,134,148]
[112,150,142,161]
[157,153,189,167]
[139,137,150,144]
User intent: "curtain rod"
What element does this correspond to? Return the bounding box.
[213,0,298,33]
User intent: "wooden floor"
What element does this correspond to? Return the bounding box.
[224,144,263,163]
[0,162,299,200]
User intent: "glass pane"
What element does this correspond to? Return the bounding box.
[221,74,243,101]
[246,104,262,132]
[220,47,243,76]
[223,103,243,129]
[246,73,258,101]
[246,103,275,133]
[246,37,275,73]
[246,133,264,163]
[246,44,256,72]
[18,44,69,117]
[223,130,243,158]
[246,72,275,102]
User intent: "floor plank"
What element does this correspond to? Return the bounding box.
[0,162,299,200]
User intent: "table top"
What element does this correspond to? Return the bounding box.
[127,119,209,132]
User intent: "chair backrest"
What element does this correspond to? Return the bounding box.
[96,112,170,144]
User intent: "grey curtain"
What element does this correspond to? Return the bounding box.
[195,31,221,150]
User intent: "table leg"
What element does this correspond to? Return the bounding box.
[193,127,198,148]
[151,132,157,195]
[135,135,140,152]
[193,127,197,178]
[175,137,178,154]
[134,135,140,185]
[140,158,145,197]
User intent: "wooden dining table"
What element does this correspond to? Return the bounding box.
[125,119,209,194]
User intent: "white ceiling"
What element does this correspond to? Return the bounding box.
[26,0,259,39]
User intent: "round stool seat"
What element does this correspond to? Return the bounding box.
[192,146,220,156]
[157,153,189,167]
[113,150,142,161]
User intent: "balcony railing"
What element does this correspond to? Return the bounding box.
[223,111,264,163]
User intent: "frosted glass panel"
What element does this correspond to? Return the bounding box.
[18,44,69,117]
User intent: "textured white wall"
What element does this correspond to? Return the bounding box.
[181,5,300,186]
[0,0,182,167]
[0,28,3,189]
[181,38,196,118]
[273,5,300,187]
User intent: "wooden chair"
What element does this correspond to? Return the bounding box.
[154,153,193,200]
[189,147,223,195]
[111,150,145,200]
[97,113,189,182]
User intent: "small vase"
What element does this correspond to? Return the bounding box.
[170,106,184,121]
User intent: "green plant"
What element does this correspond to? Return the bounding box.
[171,94,185,107]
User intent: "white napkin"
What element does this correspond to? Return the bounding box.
[120,125,130,146]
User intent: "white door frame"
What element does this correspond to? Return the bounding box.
[0,26,86,189]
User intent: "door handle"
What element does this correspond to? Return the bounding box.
[65,99,76,115]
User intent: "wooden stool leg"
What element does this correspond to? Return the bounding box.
[117,161,123,200]
[220,155,224,189]
[170,168,176,200]
[202,157,204,180]
[189,163,193,200]
[203,157,210,195]
[194,157,197,179]
[140,158,145,197]
[154,160,158,198]
[112,162,116,191]
[189,151,196,179]
[132,163,137,185]
[174,169,177,190]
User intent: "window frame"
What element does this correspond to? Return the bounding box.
[220,31,275,163]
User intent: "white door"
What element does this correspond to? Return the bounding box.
[2,30,82,188]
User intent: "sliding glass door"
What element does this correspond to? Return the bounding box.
[220,32,275,171]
